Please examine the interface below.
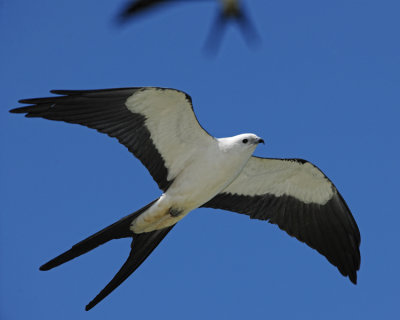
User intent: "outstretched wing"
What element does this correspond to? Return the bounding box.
[118,0,171,22]
[118,0,205,23]
[203,157,361,283]
[10,87,214,191]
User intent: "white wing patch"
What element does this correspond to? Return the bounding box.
[125,88,214,181]
[222,157,335,205]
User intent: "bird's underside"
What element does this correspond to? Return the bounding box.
[10,87,361,310]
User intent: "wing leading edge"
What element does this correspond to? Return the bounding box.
[10,87,214,192]
[203,157,361,283]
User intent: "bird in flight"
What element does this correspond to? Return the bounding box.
[118,0,260,51]
[10,87,361,310]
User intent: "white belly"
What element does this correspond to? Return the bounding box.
[131,143,253,233]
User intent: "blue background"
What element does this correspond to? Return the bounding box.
[1,0,399,319]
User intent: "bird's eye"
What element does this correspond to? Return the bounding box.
[242,139,248,144]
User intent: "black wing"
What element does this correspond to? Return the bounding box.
[203,157,361,284]
[118,0,206,23]
[118,0,171,22]
[10,87,214,192]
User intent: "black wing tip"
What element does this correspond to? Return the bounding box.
[337,265,358,285]
[10,105,41,116]
[11,92,56,114]
[9,106,26,114]
[10,104,46,116]
[16,90,62,104]
[348,270,358,284]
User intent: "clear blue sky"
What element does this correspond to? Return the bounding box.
[1,0,399,319]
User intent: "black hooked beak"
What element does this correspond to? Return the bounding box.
[257,138,265,144]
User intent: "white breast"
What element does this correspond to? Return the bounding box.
[131,139,255,233]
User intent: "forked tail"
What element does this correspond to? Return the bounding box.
[203,7,260,55]
[39,199,175,310]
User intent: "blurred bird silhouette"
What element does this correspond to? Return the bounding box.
[117,0,260,52]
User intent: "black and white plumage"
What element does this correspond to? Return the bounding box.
[118,0,260,50]
[10,87,360,310]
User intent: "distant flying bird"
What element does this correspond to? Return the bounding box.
[10,87,360,310]
[118,0,260,51]
[118,0,175,20]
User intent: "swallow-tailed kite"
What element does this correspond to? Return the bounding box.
[118,0,260,50]
[10,87,361,310]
